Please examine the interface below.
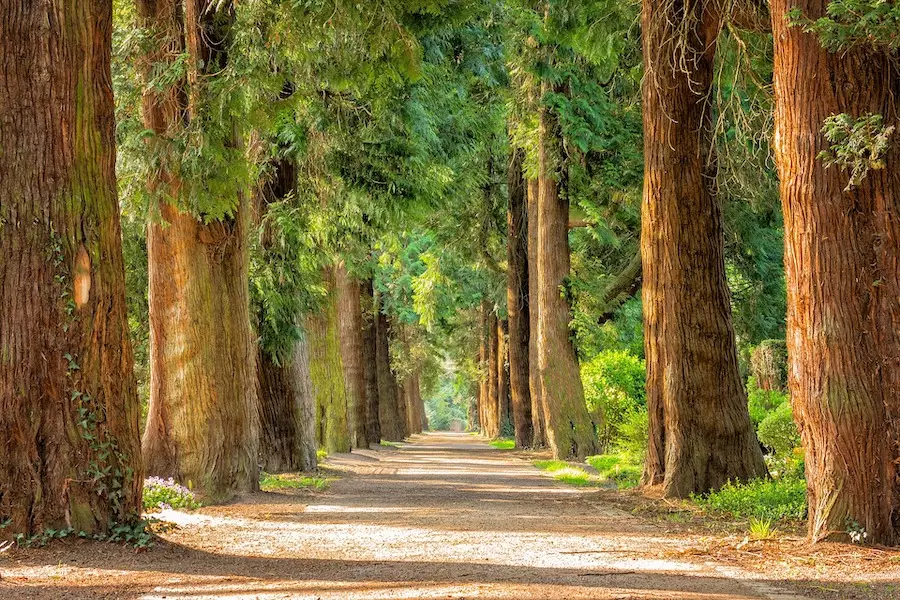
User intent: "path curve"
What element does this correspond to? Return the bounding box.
[1,432,807,599]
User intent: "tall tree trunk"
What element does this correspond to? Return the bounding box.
[361,280,381,446]
[139,0,259,502]
[770,0,900,544]
[307,268,350,454]
[0,0,142,535]
[527,178,546,448]
[485,311,500,438]
[257,339,317,472]
[375,299,405,441]
[255,158,317,473]
[640,0,766,497]
[498,319,511,436]
[536,84,599,460]
[507,148,534,447]
[336,264,369,449]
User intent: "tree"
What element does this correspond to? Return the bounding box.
[337,264,370,449]
[536,80,600,460]
[507,147,534,447]
[639,0,766,496]
[361,279,382,445]
[308,268,351,454]
[527,178,546,447]
[770,0,900,544]
[138,0,259,502]
[253,157,318,473]
[0,0,142,535]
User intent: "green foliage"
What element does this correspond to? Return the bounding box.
[489,438,515,450]
[533,460,603,487]
[788,1,900,52]
[259,473,329,492]
[818,113,895,190]
[143,477,201,511]
[758,401,802,459]
[581,350,645,451]
[694,477,808,522]
[748,517,778,540]
[747,378,789,429]
[586,453,642,489]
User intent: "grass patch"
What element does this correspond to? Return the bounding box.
[489,438,515,450]
[586,453,642,489]
[259,472,330,492]
[693,477,807,522]
[533,460,602,487]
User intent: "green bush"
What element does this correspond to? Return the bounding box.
[581,350,646,451]
[758,400,801,458]
[694,477,807,521]
[586,453,642,489]
[747,376,788,428]
[143,477,201,511]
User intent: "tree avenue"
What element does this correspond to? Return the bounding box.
[1,0,899,553]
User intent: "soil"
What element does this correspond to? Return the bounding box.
[1,432,897,599]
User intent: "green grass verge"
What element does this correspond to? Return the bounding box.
[692,477,807,522]
[586,453,642,489]
[259,472,330,492]
[489,438,515,450]
[533,460,603,487]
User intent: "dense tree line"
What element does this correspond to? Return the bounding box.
[0,0,897,546]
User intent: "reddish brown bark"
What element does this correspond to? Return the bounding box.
[770,0,900,544]
[536,83,599,460]
[507,148,534,447]
[640,0,766,497]
[336,264,369,449]
[361,280,381,446]
[257,340,317,473]
[527,178,546,448]
[376,299,406,441]
[139,0,259,502]
[498,319,511,435]
[0,0,142,535]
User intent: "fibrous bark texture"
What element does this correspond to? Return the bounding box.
[0,0,142,535]
[257,339,317,472]
[376,299,407,441]
[527,178,546,448]
[507,147,533,448]
[139,0,259,503]
[307,268,350,454]
[336,264,369,449]
[536,84,599,460]
[770,0,900,544]
[361,280,381,446]
[640,0,766,497]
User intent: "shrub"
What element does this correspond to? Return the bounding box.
[586,453,642,489]
[143,477,201,511]
[694,477,807,521]
[581,350,646,451]
[758,400,801,458]
[747,376,788,428]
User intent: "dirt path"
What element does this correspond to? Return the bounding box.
[1,432,809,599]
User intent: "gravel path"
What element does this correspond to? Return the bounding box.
[0,431,808,599]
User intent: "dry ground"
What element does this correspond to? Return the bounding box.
[1,432,897,599]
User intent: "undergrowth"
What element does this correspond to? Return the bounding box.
[259,472,330,492]
[533,460,603,487]
[586,453,642,489]
[693,477,807,522]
